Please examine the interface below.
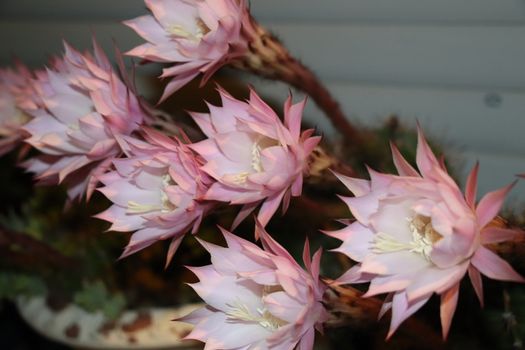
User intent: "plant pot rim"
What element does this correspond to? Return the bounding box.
[16,295,202,349]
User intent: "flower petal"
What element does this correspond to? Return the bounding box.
[440,283,459,339]
[471,246,524,282]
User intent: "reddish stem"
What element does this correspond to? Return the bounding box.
[233,19,362,145]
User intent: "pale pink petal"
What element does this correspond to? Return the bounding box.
[378,293,394,320]
[332,171,370,197]
[481,226,524,245]
[415,124,440,177]
[330,223,374,262]
[476,182,516,228]
[390,141,419,177]
[257,190,286,227]
[468,265,484,307]
[471,246,524,282]
[440,283,459,339]
[231,201,260,230]
[387,292,430,339]
[465,162,479,208]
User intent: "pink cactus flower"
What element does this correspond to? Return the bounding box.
[0,64,34,156]
[23,41,149,199]
[180,222,327,350]
[124,0,250,102]
[96,128,214,264]
[189,88,321,228]
[328,127,524,339]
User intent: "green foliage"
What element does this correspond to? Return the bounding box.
[483,288,525,349]
[73,280,126,320]
[0,273,46,300]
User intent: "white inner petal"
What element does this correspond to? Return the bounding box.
[127,173,177,214]
[372,215,443,261]
[232,137,277,185]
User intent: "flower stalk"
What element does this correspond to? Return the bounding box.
[232,18,362,145]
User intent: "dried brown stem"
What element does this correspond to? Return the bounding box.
[304,145,357,188]
[483,217,525,273]
[324,281,446,348]
[232,18,362,145]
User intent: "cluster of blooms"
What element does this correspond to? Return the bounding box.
[22,41,150,199]
[94,88,318,262]
[0,0,524,348]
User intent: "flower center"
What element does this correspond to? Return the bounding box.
[231,140,266,185]
[372,215,443,260]
[251,142,263,173]
[168,18,210,42]
[160,174,177,212]
[0,108,30,136]
[226,299,287,331]
[226,286,287,331]
[127,174,177,214]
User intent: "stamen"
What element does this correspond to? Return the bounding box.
[251,142,263,172]
[127,201,162,214]
[372,215,443,260]
[232,172,250,185]
[68,123,80,131]
[372,232,413,254]
[168,19,210,42]
[160,174,177,212]
[407,215,442,260]
[226,299,287,331]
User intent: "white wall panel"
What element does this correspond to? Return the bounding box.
[251,0,525,23]
[462,151,525,202]
[1,21,525,90]
[2,0,525,23]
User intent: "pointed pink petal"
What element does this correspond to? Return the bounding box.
[476,181,516,228]
[257,190,286,227]
[297,327,315,350]
[440,283,459,339]
[390,141,419,177]
[415,124,440,177]
[481,226,524,245]
[378,293,394,320]
[284,97,306,140]
[231,201,260,230]
[387,292,430,339]
[300,239,323,284]
[165,235,184,268]
[465,162,479,208]
[332,171,370,196]
[255,219,295,263]
[302,238,312,272]
[468,265,484,307]
[334,265,372,285]
[471,246,524,282]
